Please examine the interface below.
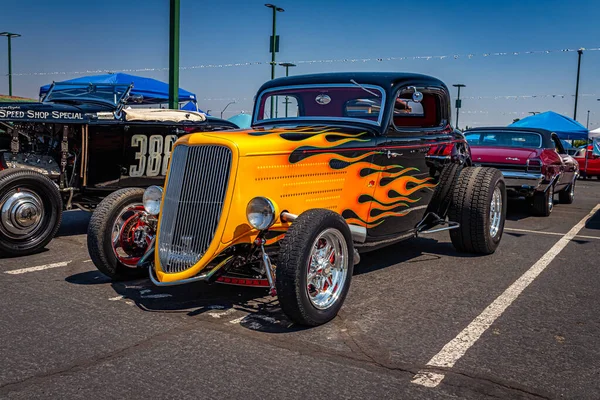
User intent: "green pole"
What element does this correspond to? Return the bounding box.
[1,33,20,96]
[168,0,180,110]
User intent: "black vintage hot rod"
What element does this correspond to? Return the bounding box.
[0,81,237,256]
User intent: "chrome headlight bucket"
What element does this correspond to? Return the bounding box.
[143,185,163,215]
[246,197,276,230]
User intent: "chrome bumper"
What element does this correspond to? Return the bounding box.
[148,265,211,286]
[501,171,545,190]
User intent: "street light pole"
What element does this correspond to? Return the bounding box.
[574,48,583,121]
[221,101,236,119]
[452,84,466,130]
[168,0,180,109]
[0,32,21,96]
[265,4,284,118]
[279,62,296,117]
[587,110,590,130]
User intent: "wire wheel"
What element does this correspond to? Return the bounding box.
[111,203,151,268]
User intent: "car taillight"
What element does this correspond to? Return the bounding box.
[527,158,542,173]
[427,143,454,156]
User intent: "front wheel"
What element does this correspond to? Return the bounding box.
[87,188,153,280]
[532,184,554,216]
[277,209,353,326]
[448,167,506,254]
[558,180,575,204]
[0,169,63,256]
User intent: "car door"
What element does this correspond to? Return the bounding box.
[366,88,450,237]
[586,145,600,175]
[551,134,575,189]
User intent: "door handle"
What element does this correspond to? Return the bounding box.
[386,150,403,159]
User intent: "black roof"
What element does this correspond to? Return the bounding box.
[464,126,556,148]
[257,72,448,96]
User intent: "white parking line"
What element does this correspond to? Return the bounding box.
[4,261,72,275]
[412,203,600,388]
[505,227,600,241]
[208,308,237,319]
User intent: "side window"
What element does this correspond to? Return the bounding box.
[263,95,300,119]
[391,89,441,131]
[464,132,481,145]
[552,135,565,154]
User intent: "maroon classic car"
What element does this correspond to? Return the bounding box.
[464,127,579,216]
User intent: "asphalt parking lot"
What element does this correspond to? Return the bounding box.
[1,180,599,400]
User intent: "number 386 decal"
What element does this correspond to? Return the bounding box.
[129,134,178,177]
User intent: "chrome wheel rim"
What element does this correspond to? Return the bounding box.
[489,186,502,238]
[548,185,554,212]
[306,228,348,310]
[0,189,45,239]
[111,203,152,268]
[570,182,575,199]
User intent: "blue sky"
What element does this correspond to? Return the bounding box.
[1,0,599,128]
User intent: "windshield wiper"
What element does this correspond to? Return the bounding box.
[350,79,380,97]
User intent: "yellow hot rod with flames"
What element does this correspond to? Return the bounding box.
[88,72,507,326]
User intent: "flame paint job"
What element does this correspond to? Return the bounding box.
[154,124,460,282]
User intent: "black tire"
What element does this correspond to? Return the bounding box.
[87,188,148,280]
[277,209,353,326]
[448,167,506,254]
[0,169,63,256]
[532,184,554,217]
[558,180,575,204]
[425,163,462,218]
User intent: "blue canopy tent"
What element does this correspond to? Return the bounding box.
[509,111,588,140]
[39,73,197,105]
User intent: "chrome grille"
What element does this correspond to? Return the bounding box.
[158,145,232,273]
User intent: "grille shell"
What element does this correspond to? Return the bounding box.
[157,144,232,273]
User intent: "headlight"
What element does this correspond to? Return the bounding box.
[143,185,163,215]
[246,197,276,230]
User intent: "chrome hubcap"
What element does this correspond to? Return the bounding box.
[548,185,554,211]
[306,228,348,310]
[0,189,44,239]
[570,182,575,199]
[489,186,502,238]
[111,203,152,268]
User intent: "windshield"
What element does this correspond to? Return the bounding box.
[465,130,542,148]
[44,83,131,106]
[255,84,386,126]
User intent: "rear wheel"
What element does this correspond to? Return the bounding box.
[558,180,575,204]
[277,209,353,326]
[532,184,554,216]
[87,188,152,280]
[425,163,462,218]
[448,167,506,254]
[0,169,62,256]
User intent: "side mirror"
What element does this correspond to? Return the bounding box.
[408,86,423,103]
